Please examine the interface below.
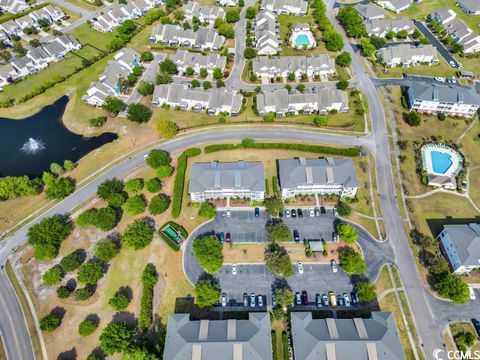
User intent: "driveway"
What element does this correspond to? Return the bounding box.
[183,209,393,307]
[414,20,461,68]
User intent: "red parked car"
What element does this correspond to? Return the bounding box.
[302,291,308,305]
[226,232,231,243]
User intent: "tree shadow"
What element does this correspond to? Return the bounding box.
[66,278,77,291]
[112,311,138,328]
[72,248,87,264]
[51,306,66,321]
[271,278,292,292]
[118,286,133,301]
[57,347,77,360]
[88,347,105,360]
[85,313,100,326]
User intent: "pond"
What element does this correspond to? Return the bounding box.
[0,96,118,177]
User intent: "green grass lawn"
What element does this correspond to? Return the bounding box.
[374,57,456,79]
[67,23,117,52]
[63,0,105,11]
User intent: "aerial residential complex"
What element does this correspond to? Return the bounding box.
[430,7,480,53]
[290,312,406,360]
[457,0,480,15]
[364,17,415,38]
[278,157,359,199]
[251,55,335,80]
[438,224,480,274]
[256,88,349,116]
[254,9,280,55]
[171,50,227,76]
[407,82,480,117]
[152,83,243,115]
[83,48,140,106]
[260,0,308,16]
[150,24,226,51]
[377,44,439,67]
[183,1,225,22]
[188,161,266,202]
[0,0,29,14]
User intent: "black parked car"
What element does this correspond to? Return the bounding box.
[472,319,480,337]
[298,209,303,218]
[291,209,297,218]
[293,229,300,242]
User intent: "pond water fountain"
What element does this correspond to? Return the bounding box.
[21,137,46,155]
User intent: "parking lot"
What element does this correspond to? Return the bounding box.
[211,208,336,244]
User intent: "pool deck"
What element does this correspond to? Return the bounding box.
[421,144,463,177]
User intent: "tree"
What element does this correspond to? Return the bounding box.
[0,176,41,200]
[266,221,291,242]
[339,247,367,274]
[219,23,235,38]
[63,160,76,171]
[314,116,328,126]
[338,6,366,38]
[43,266,63,285]
[335,52,351,67]
[337,223,358,244]
[109,291,130,311]
[264,196,283,217]
[274,288,294,308]
[156,120,179,138]
[323,31,344,51]
[77,207,119,231]
[355,282,376,303]
[200,68,208,78]
[198,202,216,219]
[27,215,72,261]
[193,235,223,274]
[265,243,293,277]
[156,165,173,179]
[360,37,376,57]
[60,252,83,272]
[149,194,170,215]
[125,178,144,193]
[127,103,152,123]
[122,219,154,250]
[337,202,352,216]
[186,67,194,76]
[369,35,386,49]
[396,29,408,39]
[435,273,469,304]
[50,162,64,175]
[145,177,162,193]
[117,20,137,35]
[156,72,172,84]
[75,287,93,301]
[89,116,107,127]
[44,176,75,200]
[140,51,154,61]
[142,263,158,287]
[94,238,119,262]
[403,111,421,126]
[203,81,212,90]
[226,9,240,22]
[79,319,98,336]
[411,29,422,39]
[246,6,257,19]
[40,314,61,331]
[337,79,349,90]
[137,81,154,96]
[122,349,158,360]
[191,79,201,88]
[160,59,177,74]
[194,279,221,308]
[100,322,134,356]
[77,262,104,285]
[56,285,73,299]
[122,195,147,215]
[296,84,305,92]
[102,96,125,115]
[173,8,184,20]
[244,47,257,59]
[385,31,395,40]
[146,149,171,169]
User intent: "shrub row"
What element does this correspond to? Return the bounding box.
[171,148,201,218]
[282,332,289,360]
[272,331,278,360]
[138,264,158,331]
[204,139,359,157]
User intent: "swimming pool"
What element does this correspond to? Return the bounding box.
[430,150,453,174]
[295,34,311,46]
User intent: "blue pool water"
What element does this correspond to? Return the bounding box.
[295,34,310,46]
[431,151,453,174]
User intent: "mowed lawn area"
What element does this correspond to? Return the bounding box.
[374,56,456,79]
[63,0,106,11]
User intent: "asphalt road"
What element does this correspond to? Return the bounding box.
[414,20,461,69]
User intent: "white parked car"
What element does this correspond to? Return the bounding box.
[469,287,476,300]
[221,293,227,307]
[285,208,291,217]
[297,261,304,275]
[331,260,338,273]
[309,208,315,217]
[434,77,445,82]
[232,263,237,275]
